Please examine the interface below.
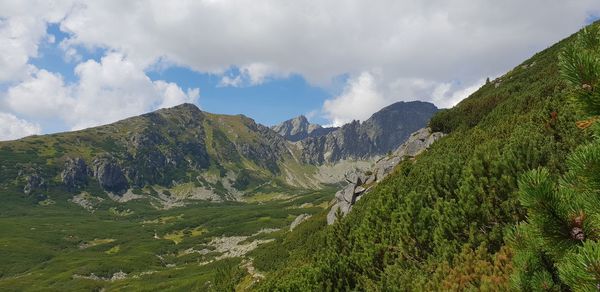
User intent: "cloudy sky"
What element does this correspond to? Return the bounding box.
[0,1,599,140]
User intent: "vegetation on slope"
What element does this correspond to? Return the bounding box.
[0,180,335,290]
[256,22,598,291]
[509,23,600,291]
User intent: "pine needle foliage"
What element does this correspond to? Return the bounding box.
[510,22,600,291]
[559,24,600,116]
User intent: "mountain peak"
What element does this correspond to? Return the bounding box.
[272,115,335,142]
[162,103,201,112]
[147,103,204,121]
[292,115,308,122]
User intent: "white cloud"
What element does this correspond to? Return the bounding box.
[219,63,284,87]
[69,53,200,130]
[55,0,600,84]
[1,0,600,128]
[0,112,41,141]
[432,79,487,108]
[6,68,74,119]
[322,71,487,126]
[52,0,599,123]
[0,0,74,82]
[154,81,199,109]
[4,53,200,131]
[323,71,389,126]
[219,74,243,87]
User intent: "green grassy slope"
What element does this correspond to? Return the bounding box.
[0,180,335,290]
[0,104,319,206]
[256,24,594,291]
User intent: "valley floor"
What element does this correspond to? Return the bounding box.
[0,187,335,291]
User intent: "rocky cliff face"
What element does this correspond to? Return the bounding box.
[61,157,90,191]
[300,101,438,164]
[327,127,445,224]
[271,115,336,142]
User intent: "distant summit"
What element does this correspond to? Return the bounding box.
[299,101,439,164]
[271,115,337,142]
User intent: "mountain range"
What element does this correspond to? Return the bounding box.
[296,101,438,164]
[0,100,437,206]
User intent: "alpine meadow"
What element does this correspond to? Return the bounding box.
[1,1,600,291]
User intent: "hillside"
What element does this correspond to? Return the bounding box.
[0,103,321,207]
[253,23,594,291]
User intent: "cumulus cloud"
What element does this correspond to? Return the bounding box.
[6,68,74,118]
[0,112,41,141]
[432,79,487,108]
[0,0,74,82]
[5,53,199,131]
[323,72,388,126]
[154,81,199,109]
[219,63,285,87]
[55,1,600,83]
[53,0,600,123]
[1,0,600,130]
[322,71,487,126]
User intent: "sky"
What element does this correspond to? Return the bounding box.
[0,1,599,141]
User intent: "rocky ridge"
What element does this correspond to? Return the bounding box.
[299,101,438,164]
[327,127,445,224]
[271,115,337,142]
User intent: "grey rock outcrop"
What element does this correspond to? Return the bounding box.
[62,157,90,190]
[93,157,128,194]
[327,127,445,225]
[271,115,336,142]
[23,173,45,195]
[300,101,438,164]
[290,213,312,231]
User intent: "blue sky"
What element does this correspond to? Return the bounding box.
[1,1,600,140]
[30,24,333,128]
[586,13,600,24]
[148,68,332,126]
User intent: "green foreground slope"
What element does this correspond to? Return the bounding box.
[256,23,597,291]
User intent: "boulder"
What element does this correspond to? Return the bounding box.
[327,204,340,225]
[344,170,368,186]
[339,202,352,214]
[394,128,444,158]
[364,173,376,185]
[344,171,359,184]
[342,185,355,203]
[334,189,345,201]
[374,156,402,182]
[354,186,366,194]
